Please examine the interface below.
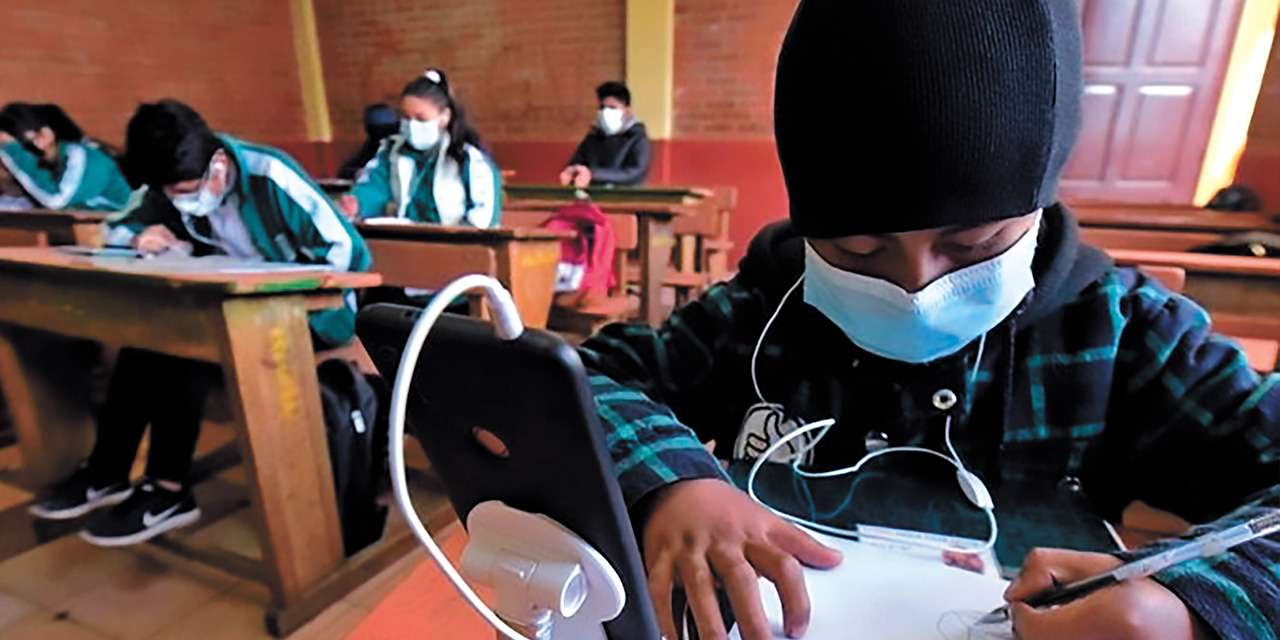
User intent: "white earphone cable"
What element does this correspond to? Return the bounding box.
[746,332,998,554]
[751,275,805,404]
[387,274,532,640]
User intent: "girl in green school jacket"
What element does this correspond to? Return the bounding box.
[341,68,502,226]
[0,102,131,211]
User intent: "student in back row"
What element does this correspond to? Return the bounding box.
[559,81,651,188]
[0,102,131,210]
[29,99,370,546]
[340,68,502,226]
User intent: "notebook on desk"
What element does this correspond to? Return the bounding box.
[728,529,1014,640]
[728,460,1122,578]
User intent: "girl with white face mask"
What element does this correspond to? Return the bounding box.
[342,67,502,229]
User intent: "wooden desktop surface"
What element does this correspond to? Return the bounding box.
[357,222,572,328]
[0,208,109,246]
[1072,204,1275,233]
[504,183,711,204]
[0,248,393,636]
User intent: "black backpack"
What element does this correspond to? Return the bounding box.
[317,359,387,556]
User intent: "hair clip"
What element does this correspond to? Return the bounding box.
[424,69,443,84]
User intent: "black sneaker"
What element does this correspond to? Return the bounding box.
[80,480,200,547]
[29,466,132,520]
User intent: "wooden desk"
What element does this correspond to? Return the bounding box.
[0,248,396,636]
[0,209,108,247]
[1072,203,1275,233]
[505,185,709,326]
[317,178,353,197]
[357,222,571,328]
[1108,249,1280,316]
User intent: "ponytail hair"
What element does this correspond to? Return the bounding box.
[401,67,484,166]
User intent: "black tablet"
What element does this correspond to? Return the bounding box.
[357,304,660,640]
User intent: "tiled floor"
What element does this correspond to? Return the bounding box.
[0,422,445,640]
[0,534,431,640]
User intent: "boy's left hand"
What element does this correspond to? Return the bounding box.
[1006,548,1214,640]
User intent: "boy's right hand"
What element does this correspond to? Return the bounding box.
[338,195,360,221]
[558,165,579,186]
[642,479,843,640]
[134,224,182,255]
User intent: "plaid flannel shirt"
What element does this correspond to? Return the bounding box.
[580,208,1280,640]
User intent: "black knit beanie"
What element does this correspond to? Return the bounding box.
[776,0,1083,237]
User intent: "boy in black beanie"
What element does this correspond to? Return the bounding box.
[579,0,1279,638]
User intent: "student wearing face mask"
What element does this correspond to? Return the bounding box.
[340,68,501,226]
[26,99,370,547]
[578,1,1280,639]
[560,81,651,188]
[0,102,131,211]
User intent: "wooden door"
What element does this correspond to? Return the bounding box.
[1061,0,1247,204]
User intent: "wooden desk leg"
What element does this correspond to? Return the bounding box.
[637,215,675,327]
[71,222,102,247]
[216,296,344,614]
[0,327,96,488]
[496,241,560,329]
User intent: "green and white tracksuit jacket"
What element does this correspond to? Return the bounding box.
[104,135,371,348]
[0,140,131,211]
[350,134,502,227]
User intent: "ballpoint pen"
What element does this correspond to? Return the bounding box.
[979,509,1280,624]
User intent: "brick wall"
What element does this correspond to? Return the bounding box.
[313,0,625,143]
[0,0,306,146]
[672,0,800,139]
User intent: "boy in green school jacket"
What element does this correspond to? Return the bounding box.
[580,1,1280,639]
[28,99,371,547]
[0,102,131,211]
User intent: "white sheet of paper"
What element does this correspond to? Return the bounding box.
[729,530,1013,640]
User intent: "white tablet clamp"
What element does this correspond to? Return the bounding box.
[386,274,626,640]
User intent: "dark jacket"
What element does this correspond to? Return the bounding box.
[567,122,651,187]
[579,204,1280,639]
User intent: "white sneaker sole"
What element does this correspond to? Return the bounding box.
[29,488,133,520]
[79,507,202,547]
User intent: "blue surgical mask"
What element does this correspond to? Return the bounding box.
[803,212,1040,363]
[402,118,442,151]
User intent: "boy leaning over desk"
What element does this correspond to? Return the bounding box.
[27,99,370,547]
[578,1,1280,639]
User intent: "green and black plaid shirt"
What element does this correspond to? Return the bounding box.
[581,206,1280,639]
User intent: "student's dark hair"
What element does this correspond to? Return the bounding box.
[36,105,85,142]
[595,81,631,106]
[0,102,85,144]
[400,68,484,166]
[0,102,39,140]
[121,99,223,189]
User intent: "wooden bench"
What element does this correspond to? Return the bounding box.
[1108,248,1280,371]
[1071,203,1276,233]
[666,186,737,305]
[0,248,410,636]
[503,209,643,335]
[1079,227,1222,253]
